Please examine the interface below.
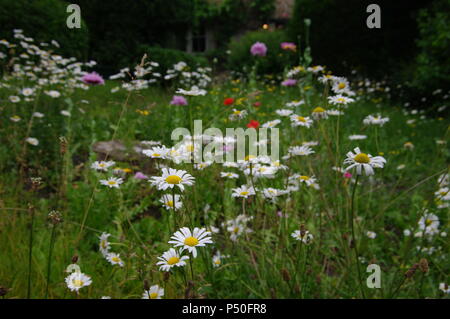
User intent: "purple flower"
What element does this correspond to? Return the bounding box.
[170,95,188,106]
[281,79,297,87]
[250,42,267,57]
[134,172,148,180]
[81,72,104,85]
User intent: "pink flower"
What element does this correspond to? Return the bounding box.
[82,72,104,85]
[281,79,297,87]
[170,95,188,106]
[344,172,352,179]
[250,42,267,57]
[134,172,148,180]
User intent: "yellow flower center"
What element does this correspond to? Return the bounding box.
[108,181,116,185]
[73,279,84,287]
[233,110,241,115]
[354,153,370,164]
[313,107,325,113]
[240,191,249,196]
[112,256,120,263]
[338,82,346,89]
[184,236,199,247]
[233,227,240,233]
[425,219,432,226]
[337,98,345,103]
[186,144,194,152]
[167,200,174,207]
[300,175,310,180]
[153,153,161,157]
[297,116,306,122]
[214,259,221,265]
[150,292,158,299]
[165,175,182,184]
[167,256,180,265]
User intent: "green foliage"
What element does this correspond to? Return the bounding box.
[227,30,297,77]
[413,0,450,92]
[0,0,89,60]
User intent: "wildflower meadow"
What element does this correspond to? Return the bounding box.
[0,1,449,302]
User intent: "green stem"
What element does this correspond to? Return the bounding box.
[45,223,58,299]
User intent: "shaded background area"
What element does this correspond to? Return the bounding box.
[0,0,448,106]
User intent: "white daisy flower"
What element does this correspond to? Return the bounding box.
[10,115,21,122]
[223,215,253,241]
[159,194,182,210]
[142,146,169,159]
[91,160,116,171]
[418,213,440,236]
[291,230,314,245]
[44,90,61,98]
[262,119,281,128]
[229,109,248,121]
[156,248,189,272]
[328,95,355,106]
[363,114,390,126]
[25,137,39,146]
[311,107,328,120]
[275,109,293,116]
[231,185,256,199]
[439,283,450,294]
[99,232,111,256]
[150,168,195,192]
[285,100,305,108]
[366,231,377,239]
[142,285,164,299]
[220,172,239,179]
[290,114,313,128]
[9,95,21,103]
[168,227,213,258]
[100,177,124,188]
[212,251,229,267]
[106,252,124,267]
[65,272,92,293]
[343,147,386,176]
[288,145,315,156]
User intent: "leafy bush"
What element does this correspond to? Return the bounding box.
[227,30,297,77]
[0,0,89,60]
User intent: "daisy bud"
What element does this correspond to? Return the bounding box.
[71,255,79,264]
[405,264,419,278]
[281,268,291,282]
[419,258,429,273]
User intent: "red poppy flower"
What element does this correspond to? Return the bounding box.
[253,101,261,108]
[223,98,234,106]
[247,120,260,129]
